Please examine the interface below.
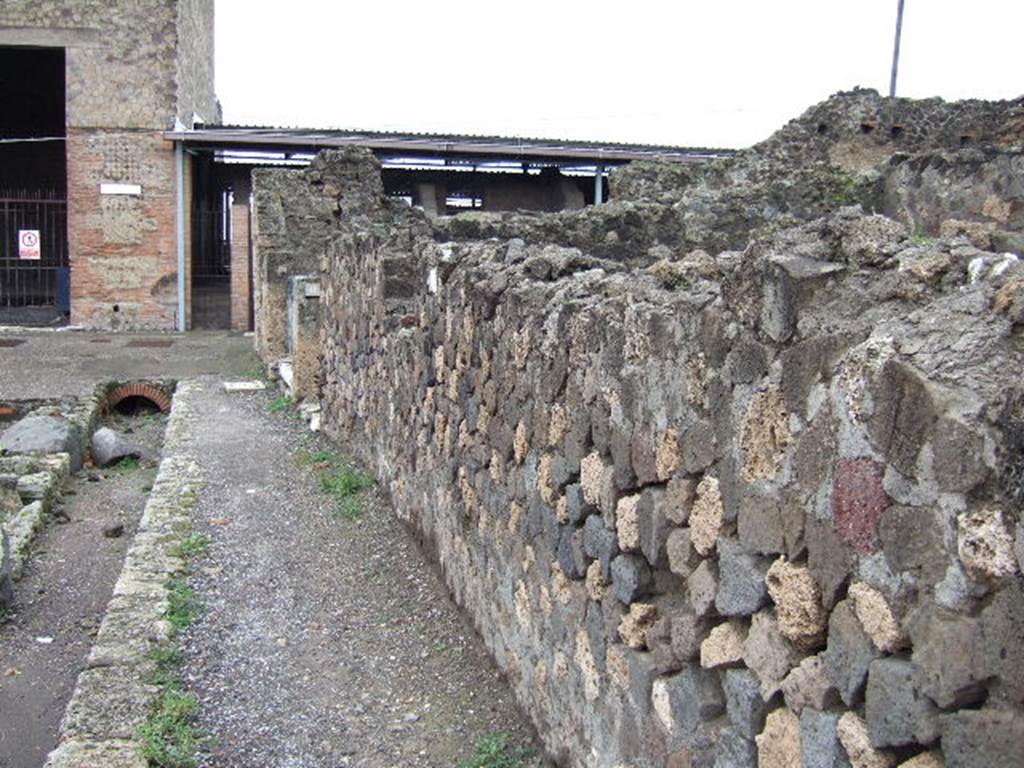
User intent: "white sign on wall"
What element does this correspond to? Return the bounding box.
[18,230,41,260]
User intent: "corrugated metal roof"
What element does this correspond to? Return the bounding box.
[165,125,734,164]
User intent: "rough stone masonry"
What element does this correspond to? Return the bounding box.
[260,89,1024,768]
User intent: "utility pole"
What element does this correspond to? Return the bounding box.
[889,0,906,118]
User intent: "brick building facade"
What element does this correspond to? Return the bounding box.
[0,0,217,330]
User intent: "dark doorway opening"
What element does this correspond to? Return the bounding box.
[190,155,232,329]
[0,46,68,326]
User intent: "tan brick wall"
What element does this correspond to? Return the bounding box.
[229,201,251,332]
[67,129,180,329]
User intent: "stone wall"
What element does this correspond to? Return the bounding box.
[267,91,1024,768]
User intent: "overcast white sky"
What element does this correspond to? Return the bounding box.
[215,1,1024,149]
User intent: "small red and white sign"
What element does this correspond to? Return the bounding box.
[18,230,41,260]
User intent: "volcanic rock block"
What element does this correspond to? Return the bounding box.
[715,537,770,617]
[611,554,653,605]
[864,658,939,748]
[722,668,767,739]
[822,600,880,706]
[800,708,851,768]
[939,709,1024,768]
[743,610,803,700]
[700,620,747,669]
[652,666,726,749]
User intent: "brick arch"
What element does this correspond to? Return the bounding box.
[107,382,171,413]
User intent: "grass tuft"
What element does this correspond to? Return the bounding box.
[267,395,293,414]
[173,532,209,561]
[165,577,203,632]
[460,733,534,768]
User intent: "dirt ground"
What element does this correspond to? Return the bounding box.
[0,410,165,768]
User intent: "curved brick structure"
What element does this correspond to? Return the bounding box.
[106,382,171,413]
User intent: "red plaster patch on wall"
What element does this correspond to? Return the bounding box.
[832,458,890,553]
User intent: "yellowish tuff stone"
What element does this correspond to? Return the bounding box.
[765,558,828,649]
[616,494,642,552]
[522,545,535,573]
[508,501,523,534]
[895,752,944,768]
[538,453,560,505]
[848,582,906,652]
[838,712,897,768]
[700,620,748,669]
[689,476,725,556]
[433,412,447,450]
[575,629,601,701]
[619,603,658,649]
[477,507,490,538]
[957,507,1018,582]
[433,345,446,381]
[476,406,491,436]
[740,385,791,482]
[686,354,708,407]
[513,327,532,369]
[539,584,553,616]
[458,419,472,450]
[756,708,802,768]
[655,428,681,481]
[550,563,573,605]
[514,581,532,629]
[553,651,570,682]
[556,495,570,525]
[489,450,504,483]
[581,452,606,507]
[586,561,610,601]
[513,421,528,465]
[548,403,569,447]
[781,655,837,714]
[607,643,630,689]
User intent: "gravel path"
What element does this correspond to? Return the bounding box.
[0,411,165,768]
[181,378,543,767]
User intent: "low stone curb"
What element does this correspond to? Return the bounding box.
[44,379,203,768]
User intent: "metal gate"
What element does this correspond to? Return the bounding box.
[0,190,69,321]
[190,191,232,329]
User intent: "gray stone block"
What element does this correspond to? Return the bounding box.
[715,537,770,617]
[0,414,84,472]
[724,340,768,385]
[799,708,851,768]
[737,494,787,555]
[90,427,143,468]
[0,530,13,610]
[611,554,654,604]
[908,604,985,709]
[688,559,719,617]
[637,486,670,568]
[556,524,589,580]
[864,657,939,748]
[682,420,718,474]
[653,666,726,749]
[940,709,1024,768]
[722,669,767,739]
[976,581,1024,703]
[878,505,949,585]
[671,611,707,662]
[583,514,620,579]
[713,725,757,768]
[931,418,989,493]
[565,483,593,524]
[822,600,880,707]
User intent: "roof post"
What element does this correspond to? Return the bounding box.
[594,164,605,205]
[175,140,187,332]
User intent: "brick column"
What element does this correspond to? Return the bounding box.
[229,200,251,332]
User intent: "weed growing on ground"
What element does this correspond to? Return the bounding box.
[174,532,210,560]
[114,456,142,472]
[165,577,203,632]
[267,395,293,414]
[244,359,269,382]
[460,733,534,768]
[297,446,374,518]
[320,463,373,519]
[138,683,204,768]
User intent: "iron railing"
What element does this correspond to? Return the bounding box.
[0,190,68,310]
